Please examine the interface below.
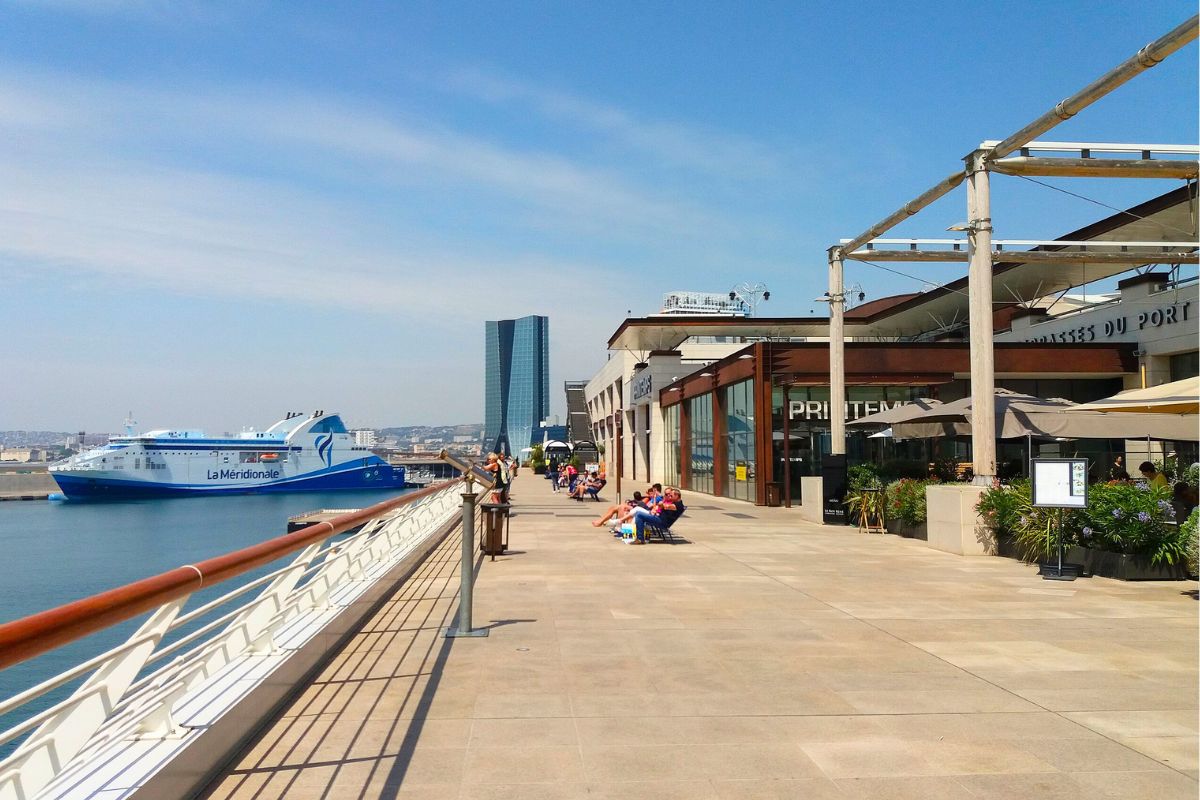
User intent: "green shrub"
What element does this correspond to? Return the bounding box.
[978,480,1192,567]
[976,479,1028,540]
[1183,509,1198,578]
[1079,482,1187,566]
[847,463,883,493]
[886,478,935,527]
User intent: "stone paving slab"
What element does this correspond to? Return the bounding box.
[203,476,1198,799]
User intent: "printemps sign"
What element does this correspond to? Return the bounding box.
[789,399,909,421]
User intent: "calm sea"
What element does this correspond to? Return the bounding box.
[0,487,414,747]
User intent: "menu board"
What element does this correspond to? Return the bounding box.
[1031,458,1089,508]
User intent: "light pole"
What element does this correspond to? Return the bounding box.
[728,283,770,317]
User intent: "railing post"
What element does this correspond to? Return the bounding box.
[445,476,488,638]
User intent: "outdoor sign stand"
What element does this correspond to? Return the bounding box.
[1030,458,1089,581]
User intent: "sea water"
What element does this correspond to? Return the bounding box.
[0,487,414,749]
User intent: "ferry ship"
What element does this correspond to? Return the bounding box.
[48,411,405,499]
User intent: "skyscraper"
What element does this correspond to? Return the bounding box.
[484,315,549,457]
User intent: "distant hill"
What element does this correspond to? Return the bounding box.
[378,424,484,440]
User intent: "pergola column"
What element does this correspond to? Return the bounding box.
[828,247,846,456]
[966,150,997,484]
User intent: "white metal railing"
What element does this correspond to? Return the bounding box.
[0,479,469,800]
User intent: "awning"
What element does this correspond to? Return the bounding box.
[1068,376,1200,415]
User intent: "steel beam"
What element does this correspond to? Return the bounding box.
[846,250,1197,264]
[992,157,1198,179]
[987,16,1198,159]
[838,171,966,256]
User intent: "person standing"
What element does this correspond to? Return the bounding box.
[1138,461,1169,490]
[484,452,510,503]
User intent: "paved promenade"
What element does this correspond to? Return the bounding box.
[204,476,1198,799]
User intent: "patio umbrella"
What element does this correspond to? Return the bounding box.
[1067,376,1200,415]
[847,398,944,427]
[890,388,1198,442]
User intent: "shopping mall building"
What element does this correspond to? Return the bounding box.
[584,186,1199,507]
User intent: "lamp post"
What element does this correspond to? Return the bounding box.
[728,283,771,317]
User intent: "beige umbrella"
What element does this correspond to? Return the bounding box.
[890,388,1198,441]
[1067,376,1200,415]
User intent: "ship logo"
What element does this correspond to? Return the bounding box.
[316,433,334,467]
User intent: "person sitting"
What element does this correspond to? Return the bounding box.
[625,488,685,545]
[570,472,602,500]
[1138,461,1169,490]
[584,476,607,500]
[1172,481,1197,522]
[591,491,644,527]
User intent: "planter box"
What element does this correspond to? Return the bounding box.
[926,484,993,556]
[1067,545,1189,581]
[799,477,823,525]
[994,536,1025,561]
[885,518,927,539]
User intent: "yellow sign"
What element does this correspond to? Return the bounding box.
[735,465,747,482]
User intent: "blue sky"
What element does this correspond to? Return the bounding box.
[1,1,1196,432]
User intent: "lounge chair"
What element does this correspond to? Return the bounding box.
[584,479,607,501]
[613,511,682,543]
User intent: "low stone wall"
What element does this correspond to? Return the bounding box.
[926,484,994,556]
[798,477,823,524]
[0,472,57,498]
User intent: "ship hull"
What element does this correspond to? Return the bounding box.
[51,465,407,499]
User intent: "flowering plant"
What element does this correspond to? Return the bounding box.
[885,478,937,527]
[1078,482,1185,566]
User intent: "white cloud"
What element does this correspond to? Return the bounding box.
[441,68,783,179]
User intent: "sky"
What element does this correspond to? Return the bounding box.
[1,1,1196,433]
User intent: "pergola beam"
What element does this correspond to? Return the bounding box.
[845,250,1198,264]
[992,157,1198,179]
[987,15,1199,160]
[836,171,966,256]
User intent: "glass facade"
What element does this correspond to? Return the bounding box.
[723,380,755,501]
[484,315,549,456]
[662,403,680,487]
[687,394,714,494]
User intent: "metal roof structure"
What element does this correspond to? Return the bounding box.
[607,184,1197,353]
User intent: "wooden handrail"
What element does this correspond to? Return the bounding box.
[0,479,463,671]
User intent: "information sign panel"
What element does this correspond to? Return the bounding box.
[1031,458,1088,509]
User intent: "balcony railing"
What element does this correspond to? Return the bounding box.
[0,478,477,800]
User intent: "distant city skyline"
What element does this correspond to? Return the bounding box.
[0,2,1194,430]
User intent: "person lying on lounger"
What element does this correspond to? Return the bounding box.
[591,491,645,526]
[625,488,685,545]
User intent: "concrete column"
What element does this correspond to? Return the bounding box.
[966,150,997,484]
[828,248,846,455]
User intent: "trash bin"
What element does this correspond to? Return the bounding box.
[765,482,782,508]
[479,502,511,559]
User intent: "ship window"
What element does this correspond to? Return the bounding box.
[309,416,348,434]
[135,458,141,469]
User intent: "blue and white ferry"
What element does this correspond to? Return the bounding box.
[48,412,405,499]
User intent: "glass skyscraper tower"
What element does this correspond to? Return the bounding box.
[484,315,549,457]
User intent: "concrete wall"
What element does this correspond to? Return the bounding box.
[0,472,57,497]
[925,484,994,556]
[798,477,823,524]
